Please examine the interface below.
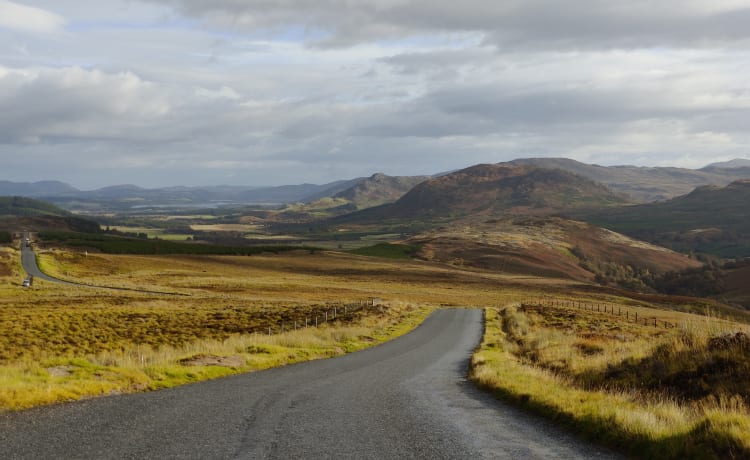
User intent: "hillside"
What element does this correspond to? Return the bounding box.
[570,180,750,258]
[339,164,627,224]
[273,173,431,221]
[0,196,70,217]
[406,217,700,286]
[331,173,429,209]
[703,158,750,169]
[509,158,750,202]
[0,196,99,233]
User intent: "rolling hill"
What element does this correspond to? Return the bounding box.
[332,173,430,209]
[0,196,99,233]
[405,217,700,285]
[509,157,750,202]
[337,164,628,224]
[570,180,750,258]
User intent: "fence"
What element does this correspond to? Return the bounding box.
[519,297,677,329]
[261,297,382,336]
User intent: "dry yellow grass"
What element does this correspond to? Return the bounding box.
[0,300,432,412]
[471,305,750,458]
[0,245,574,412]
[34,249,560,305]
[6,241,750,460]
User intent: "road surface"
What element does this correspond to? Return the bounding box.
[18,233,187,295]
[20,235,75,285]
[0,309,617,459]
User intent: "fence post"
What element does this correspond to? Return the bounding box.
[268,326,271,336]
[325,311,328,322]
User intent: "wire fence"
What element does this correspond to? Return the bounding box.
[519,297,678,329]
[261,297,383,336]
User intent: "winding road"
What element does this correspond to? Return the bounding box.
[0,309,617,459]
[18,233,188,295]
[21,237,75,285]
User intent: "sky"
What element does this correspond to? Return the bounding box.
[1,1,750,189]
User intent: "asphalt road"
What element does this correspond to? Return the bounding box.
[20,242,75,285]
[18,234,187,295]
[0,309,618,459]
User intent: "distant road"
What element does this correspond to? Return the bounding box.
[0,309,617,459]
[18,232,188,295]
[20,234,75,285]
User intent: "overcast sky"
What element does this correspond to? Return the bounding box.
[1,0,750,189]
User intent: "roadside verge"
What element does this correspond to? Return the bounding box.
[0,303,433,412]
[469,306,750,459]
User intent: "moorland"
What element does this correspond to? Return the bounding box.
[3,157,750,458]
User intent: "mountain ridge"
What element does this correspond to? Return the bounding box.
[333,163,628,224]
[570,179,750,258]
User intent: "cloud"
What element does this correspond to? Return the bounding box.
[0,66,169,143]
[0,1,65,34]
[1,1,749,188]
[152,0,750,49]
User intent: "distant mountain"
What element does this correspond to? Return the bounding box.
[0,180,79,197]
[330,173,430,209]
[342,164,627,223]
[0,178,371,210]
[508,158,750,202]
[702,158,750,169]
[237,180,360,204]
[6,156,750,211]
[299,178,365,202]
[571,180,750,258]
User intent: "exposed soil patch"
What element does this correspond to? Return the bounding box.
[178,354,245,368]
[46,365,74,377]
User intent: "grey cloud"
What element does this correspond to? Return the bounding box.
[353,83,746,140]
[0,67,169,143]
[150,0,750,49]
[2,1,750,188]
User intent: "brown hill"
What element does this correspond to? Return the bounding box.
[509,157,750,202]
[571,179,750,259]
[345,164,627,222]
[407,217,701,285]
[332,173,429,209]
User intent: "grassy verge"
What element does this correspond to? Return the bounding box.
[0,302,433,413]
[470,305,750,459]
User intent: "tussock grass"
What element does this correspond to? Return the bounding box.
[471,306,750,458]
[0,302,431,412]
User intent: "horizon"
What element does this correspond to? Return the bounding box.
[3,156,749,191]
[2,1,750,188]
